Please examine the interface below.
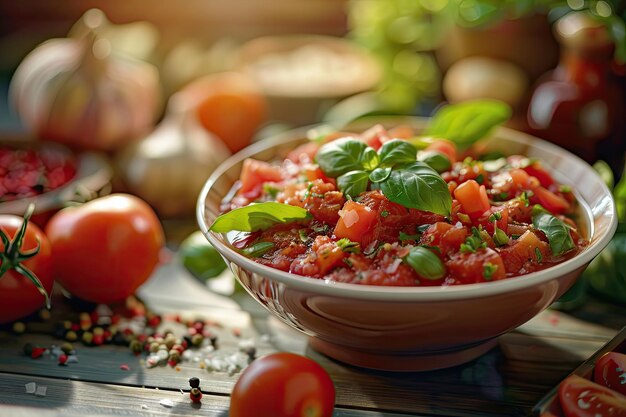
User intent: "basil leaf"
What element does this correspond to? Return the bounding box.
[369,167,392,183]
[241,242,275,258]
[210,202,311,233]
[404,246,446,280]
[417,150,451,173]
[378,140,417,167]
[374,162,451,216]
[425,100,511,148]
[531,205,575,256]
[316,138,378,177]
[338,170,370,198]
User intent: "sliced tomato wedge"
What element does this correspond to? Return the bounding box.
[559,374,626,417]
[533,186,571,214]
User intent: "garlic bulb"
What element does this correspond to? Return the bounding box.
[10,10,161,152]
[117,95,231,218]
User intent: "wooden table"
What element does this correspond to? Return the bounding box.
[1,252,625,417]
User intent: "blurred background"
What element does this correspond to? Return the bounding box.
[1,0,625,211]
[0,0,625,306]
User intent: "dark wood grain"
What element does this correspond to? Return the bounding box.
[0,258,625,417]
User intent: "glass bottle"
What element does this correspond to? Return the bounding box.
[526,11,625,177]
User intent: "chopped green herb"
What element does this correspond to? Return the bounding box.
[303,182,314,200]
[493,226,509,247]
[535,247,543,263]
[460,227,487,253]
[299,229,310,242]
[457,213,471,223]
[488,211,502,222]
[417,224,432,233]
[380,210,389,218]
[336,238,361,254]
[475,173,484,184]
[399,232,421,242]
[262,184,280,199]
[483,263,498,280]
[241,242,275,258]
[558,185,572,193]
[312,223,330,234]
[519,191,531,207]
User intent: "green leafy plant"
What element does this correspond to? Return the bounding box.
[403,246,446,280]
[316,138,451,216]
[209,202,311,233]
[531,205,575,256]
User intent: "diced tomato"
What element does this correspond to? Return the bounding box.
[532,186,571,214]
[523,163,555,188]
[454,180,490,216]
[358,124,389,150]
[477,206,509,234]
[499,230,550,274]
[420,222,468,256]
[425,140,457,164]
[387,124,415,139]
[313,236,347,276]
[239,158,283,197]
[509,168,540,189]
[334,200,378,247]
[559,375,626,417]
[303,165,335,185]
[446,248,506,284]
[287,141,320,163]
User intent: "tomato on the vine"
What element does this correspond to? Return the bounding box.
[230,352,335,417]
[45,194,165,304]
[0,208,54,324]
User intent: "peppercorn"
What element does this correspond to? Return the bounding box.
[191,333,203,347]
[189,387,202,403]
[112,331,127,346]
[188,377,200,389]
[60,342,74,355]
[12,321,26,334]
[129,339,143,355]
[82,331,94,345]
[58,354,68,366]
[65,330,78,342]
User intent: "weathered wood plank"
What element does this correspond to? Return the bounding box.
[0,373,430,417]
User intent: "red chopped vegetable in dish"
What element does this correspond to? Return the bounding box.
[211,123,587,287]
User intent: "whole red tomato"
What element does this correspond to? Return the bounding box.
[559,374,626,417]
[594,352,626,396]
[0,210,54,324]
[45,194,165,304]
[230,352,335,417]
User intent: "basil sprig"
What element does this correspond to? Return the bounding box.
[316,139,451,216]
[531,205,575,256]
[403,246,446,280]
[423,99,511,149]
[210,202,311,233]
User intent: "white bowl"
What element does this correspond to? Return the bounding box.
[197,118,616,371]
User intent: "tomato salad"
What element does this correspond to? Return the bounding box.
[210,121,586,286]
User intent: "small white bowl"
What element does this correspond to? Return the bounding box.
[197,118,616,371]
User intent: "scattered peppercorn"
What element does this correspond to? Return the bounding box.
[189,387,202,403]
[12,321,26,334]
[188,377,200,389]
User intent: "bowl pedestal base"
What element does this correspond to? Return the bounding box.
[308,337,498,372]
